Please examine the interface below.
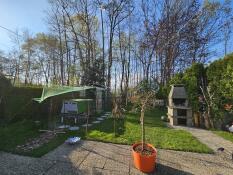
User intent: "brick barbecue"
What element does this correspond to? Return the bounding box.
[167,85,192,126]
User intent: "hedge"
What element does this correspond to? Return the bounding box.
[1,86,46,122]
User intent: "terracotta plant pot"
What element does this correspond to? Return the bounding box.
[132,143,157,173]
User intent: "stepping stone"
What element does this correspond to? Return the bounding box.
[68,126,80,131]
[81,124,93,127]
[92,121,101,124]
[101,115,108,118]
[97,118,104,121]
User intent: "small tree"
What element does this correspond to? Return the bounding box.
[130,80,157,150]
[199,85,216,128]
[112,96,124,136]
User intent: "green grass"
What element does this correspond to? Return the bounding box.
[213,130,233,143]
[87,108,213,153]
[24,130,81,157]
[0,108,213,157]
[0,120,40,152]
[0,119,87,157]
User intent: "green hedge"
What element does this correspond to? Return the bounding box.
[2,86,45,122]
[0,74,12,121]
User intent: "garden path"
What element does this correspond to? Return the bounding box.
[1,140,233,175]
[172,125,233,160]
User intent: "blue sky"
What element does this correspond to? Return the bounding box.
[0,0,232,60]
[0,0,48,51]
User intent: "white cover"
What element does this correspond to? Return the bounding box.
[66,137,81,144]
[92,121,101,124]
[229,125,233,133]
[61,101,78,113]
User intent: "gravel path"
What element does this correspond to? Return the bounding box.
[1,140,233,175]
[172,125,233,160]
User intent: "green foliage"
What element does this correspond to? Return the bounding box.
[131,79,158,109]
[0,74,12,104]
[0,119,83,157]
[209,54,233,98]
[0,74,11,92]
[3,86,45,122]
[167,63,205,112]
[218,54,233,100]
[0,120,40,152]
[183,63,205,112]
[205,60,225,121]
[156,85,168,99]
[206,53,233,122]
[168,73,184,86]
[164,73,184,98]
[81,58,105,86]
[0,74,12,120]
[136,79,159,93]
[167,53,233,125]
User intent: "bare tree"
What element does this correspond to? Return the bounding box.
[105,0,133,91]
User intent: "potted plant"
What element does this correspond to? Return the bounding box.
[130,80,157,173]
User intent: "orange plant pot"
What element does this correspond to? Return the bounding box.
[132,143,157,173]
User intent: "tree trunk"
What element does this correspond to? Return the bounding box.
[100,9,105,84]
[141,107,145,150]
[204,107,211,129]
[107,31,113,90]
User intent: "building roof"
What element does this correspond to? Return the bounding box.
[33,86,104,103]
[169,85,188,99]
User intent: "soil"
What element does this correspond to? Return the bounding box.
[16,132,57,152]
[134,144,155,156]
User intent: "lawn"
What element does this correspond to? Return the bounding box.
[87,108,213,153]
[0,120,40,152]
[0,119,86,157]
[0,108,213,157]
[0,118,88,157]
[213,130,233,143]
